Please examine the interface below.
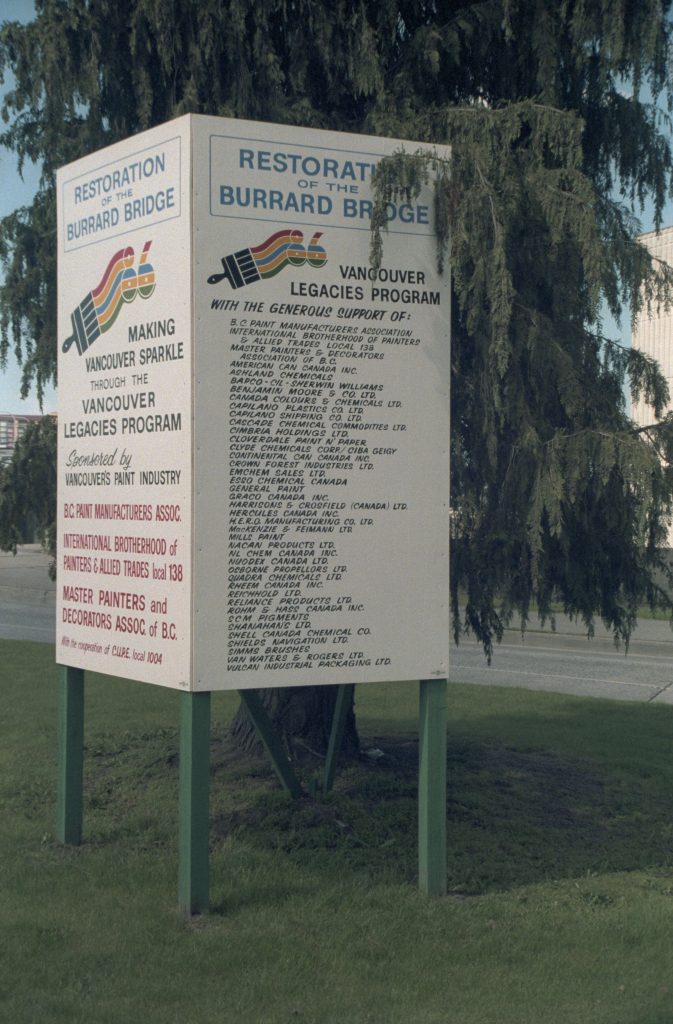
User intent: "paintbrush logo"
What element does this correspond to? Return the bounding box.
[62,241,156,355]
[207,229,326,290]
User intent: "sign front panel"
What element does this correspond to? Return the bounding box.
[56,119,193,687]
[192,116,450,689]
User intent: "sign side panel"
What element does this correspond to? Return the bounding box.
[192,117,450,690]
[57,118,193,688]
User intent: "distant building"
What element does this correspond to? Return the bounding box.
[0,413,43,465]
[631,227,673,426]
[631,226,673,546]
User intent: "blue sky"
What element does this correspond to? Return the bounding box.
[0,2,670,416]
[0,0,55,413]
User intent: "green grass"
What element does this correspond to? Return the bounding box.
[3,640,673,1022]
[524,603,672,625]
[457,588,673,624]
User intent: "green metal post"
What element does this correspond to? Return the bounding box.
[178,691,211,916]
[56,665,85,845]
[238,690,303,798]
[323,684,354,793]
[418,678,447,896]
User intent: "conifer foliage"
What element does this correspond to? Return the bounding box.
[0,415,56,568]
[2,1,673,659]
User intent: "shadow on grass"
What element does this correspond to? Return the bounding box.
[74,697,673,901]
[209,720,673,896]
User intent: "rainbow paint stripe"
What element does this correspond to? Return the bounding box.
[62,241,156,355]
[207,229,326,289]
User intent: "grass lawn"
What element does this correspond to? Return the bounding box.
[3,638,673,1023]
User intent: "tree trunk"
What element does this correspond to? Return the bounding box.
[230,684,359,760]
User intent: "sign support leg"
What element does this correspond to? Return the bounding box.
[237,690,303,798]
[323,684,354,793]
[418,678,447,896]
[56,665,84,845]
[178,691,211,915]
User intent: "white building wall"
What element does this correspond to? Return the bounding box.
[632,226,673,424]
[631,225,673,545]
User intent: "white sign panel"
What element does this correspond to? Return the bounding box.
[57,115,450,691]
[57,120,192,686]
[191,116,450,690]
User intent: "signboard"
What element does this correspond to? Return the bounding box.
[57,120,192,686]
[57,115,450,691]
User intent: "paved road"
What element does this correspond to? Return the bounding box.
[3,545,673,703]
[451,621,673,704]
[0,545,55,644]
